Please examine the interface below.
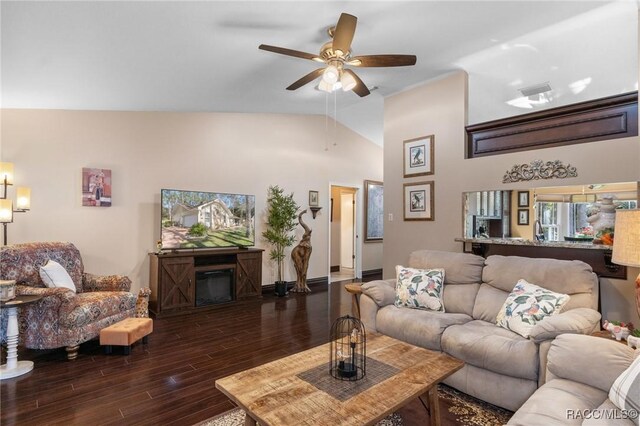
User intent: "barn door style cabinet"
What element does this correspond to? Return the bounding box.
[149,248,263,317]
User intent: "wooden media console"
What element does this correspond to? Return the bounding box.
[149,248,263,317]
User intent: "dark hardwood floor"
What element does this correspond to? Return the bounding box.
[1,280,367,426]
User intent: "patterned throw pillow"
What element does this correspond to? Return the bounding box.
[496,279,570,338]
[609,354,640,418]
[394,266,445,312]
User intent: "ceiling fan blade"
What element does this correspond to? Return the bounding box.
[259,44,322,62]
[332,13,357,55]
[344,69,370,97]
[286,68,325,91]
[349,54,417,67]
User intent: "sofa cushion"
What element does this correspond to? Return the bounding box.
[441,320,538,381]
[472,283,509,322]
[529,308,601,343]
[444,363,538,412]
[442,284,480,317]
[547,334,637,393]
[495,279,570,338]
[582,399,636,425]
[394,266,445,312]
[408,250,484,284]
[483,255,598,311]
[376,305,471,351]
[507,379,608,425]
[60,291,137,328]
[407,250,484,315]
[361,279,396,307]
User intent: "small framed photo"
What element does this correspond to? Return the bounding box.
[518,191,530,207]
[403,135,434,178]
[403,181,434,221]
[518,209,530,226]
[309,190,319,207]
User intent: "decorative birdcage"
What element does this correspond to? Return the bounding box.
[329,315,366,381]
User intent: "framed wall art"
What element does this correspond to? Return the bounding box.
[364,180,383,242]
[82,168,112,207]
[403,135,434,178]
[518,191,530,207]
[403,181,434,221]
[518,209,530,226]
[309,190,319,207]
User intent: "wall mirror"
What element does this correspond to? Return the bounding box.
[463,182,639,242]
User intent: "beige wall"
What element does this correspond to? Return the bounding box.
[1,109,383,291]
[383,70,640,325]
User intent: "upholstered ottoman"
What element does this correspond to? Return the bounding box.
[100,317,153,355]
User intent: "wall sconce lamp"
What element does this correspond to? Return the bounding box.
[0,162,31,246]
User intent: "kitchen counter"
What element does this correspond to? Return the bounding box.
[454,237,613,251]
[455,237,623,279]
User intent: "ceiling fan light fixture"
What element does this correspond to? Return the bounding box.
[318,80,333,93]
[340,71,357,91]
[322,65,339,84]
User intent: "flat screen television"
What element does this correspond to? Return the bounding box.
[160,189,255,249]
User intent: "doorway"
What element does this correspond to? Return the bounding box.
[330,185,357,283]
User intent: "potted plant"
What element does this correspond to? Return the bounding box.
[262,185,299,297]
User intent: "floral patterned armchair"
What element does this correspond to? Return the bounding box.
[0,242,136,360]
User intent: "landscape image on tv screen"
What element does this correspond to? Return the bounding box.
[161,189,255,249]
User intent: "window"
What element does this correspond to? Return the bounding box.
[544,200,638,239]
[536,202,559,241]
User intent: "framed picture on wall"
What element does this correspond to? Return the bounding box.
[403,181,434,221]
[518,209,530,225]
[403,135,435,178]
[309,190,319,207]
[518,191,530,207]
[82,168,112,207]
[364,180,383,242]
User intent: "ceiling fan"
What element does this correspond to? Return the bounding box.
[258,13,417,97]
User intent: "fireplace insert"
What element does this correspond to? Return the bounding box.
[195,267,235,306]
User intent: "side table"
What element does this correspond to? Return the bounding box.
[1,295,42,380]
[344,283,363,319]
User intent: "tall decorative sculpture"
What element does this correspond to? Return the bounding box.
[291,210,312,293]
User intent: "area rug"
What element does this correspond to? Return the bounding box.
[199,384,512,426]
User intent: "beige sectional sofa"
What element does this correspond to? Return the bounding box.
[360,250,602,411]
[508,334,638,425]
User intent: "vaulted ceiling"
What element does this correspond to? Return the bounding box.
[2,1,637,146]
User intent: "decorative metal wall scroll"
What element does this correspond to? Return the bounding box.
[502,160,577,184]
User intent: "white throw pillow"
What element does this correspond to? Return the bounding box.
[394,265,445,312]
[609,353,640,417]
[39,260,76,293]
[495,279,569,338]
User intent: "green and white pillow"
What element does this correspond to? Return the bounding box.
[394,266,445,312]
[496,279,569,338]
[609,354,640,422]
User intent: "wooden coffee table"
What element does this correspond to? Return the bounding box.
[215,333,463,426]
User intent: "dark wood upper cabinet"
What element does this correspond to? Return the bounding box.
[466,92,638,158]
